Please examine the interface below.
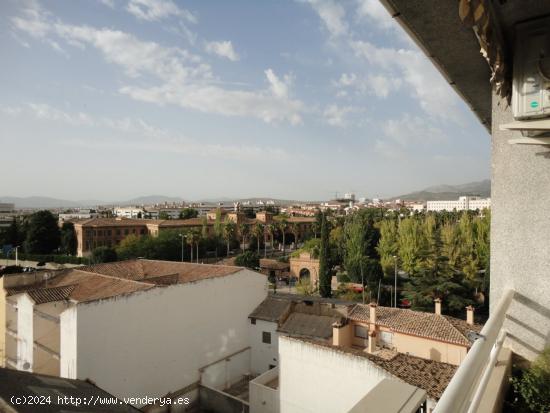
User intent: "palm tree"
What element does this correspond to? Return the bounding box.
[239,223,249,253]
[289,223,300,250]
[266,224,276,257]
[194,230,201,263]
[253,222,264,256]
[223,221,236,256]
[277,218,288,255]
[185,231,194,262]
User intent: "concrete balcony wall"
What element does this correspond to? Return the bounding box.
[491,93,550,361]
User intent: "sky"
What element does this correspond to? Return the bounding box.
[0,0,490,202]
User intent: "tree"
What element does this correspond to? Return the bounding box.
[159,211,171,220]
[91,246,117,263]
[6,217,22,246]
[318,213,331,298]
[24,210,60,254]
[60,222,77,255]
[214,208,223,238]
[235,251,259,269]
[512,346,550,412]
[239,223,249,253]
[397,218,427,276]
[266,224,276,256]
[289,223,300,249]
[376,219,398,277]
[179,208,198,220]
[201,216,209,239]
[115,234,143,260]
[277,217,288,255]
[252,222,264,256]
[223,221,236,256]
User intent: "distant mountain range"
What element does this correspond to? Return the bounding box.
[1,180,490,208]
[391,179,490,201]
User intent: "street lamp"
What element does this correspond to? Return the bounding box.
[393,255,398,308]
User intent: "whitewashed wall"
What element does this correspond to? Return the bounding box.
[278,337,391,413]
[60,306,77,379]
[250,366,279,413]
[16,295,34,372]
[201,347,250,390]
[250,319,279,375]
[72,269,267,404]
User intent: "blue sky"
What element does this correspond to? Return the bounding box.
[0,0,490,201]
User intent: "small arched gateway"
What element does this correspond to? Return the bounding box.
[289,252,320,286]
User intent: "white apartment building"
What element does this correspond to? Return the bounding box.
[0,203,15,214]
[2,260,267,408]
[58,209,99,222]
[426,196,491,212]
[113,207,146,218]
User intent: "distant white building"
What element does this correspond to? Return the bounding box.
[113,207,145,218]
[426,196,491,212]
[58,209,99,222]
[0,203,15,214]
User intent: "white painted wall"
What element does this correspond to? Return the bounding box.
[250,366,279,413]
[60,306,77,379]
[250,319,279,375]
[16,295,34,372]
[72,269,267,404]
[279,337,392,413]
[201,347,251,390]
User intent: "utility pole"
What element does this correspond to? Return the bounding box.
[393,255,398,308]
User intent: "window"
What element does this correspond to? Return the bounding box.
[140,229,145,235]
[354,325,368,339]
[124,229,129,235]
[262,331,271,344]
[116,229,121,236]
[250,318,256,325]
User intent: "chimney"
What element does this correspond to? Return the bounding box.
[369,302,377,332]
[466,306,475,325]
[434,298,442,315]
[367,331,377,354]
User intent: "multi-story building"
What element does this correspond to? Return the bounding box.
[426,196,491,212]
[72,212,315,257]
[113,207,146,219]
[58,209,99,223]
[1,259,267,408]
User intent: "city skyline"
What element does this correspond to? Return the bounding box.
[1,0,490,200]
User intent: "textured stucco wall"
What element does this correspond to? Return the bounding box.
[491,93,550,360]
[250,319,279,375]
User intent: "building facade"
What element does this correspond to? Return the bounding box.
[426,196,491,212]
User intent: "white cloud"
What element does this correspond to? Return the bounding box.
[300,0,348,37]
[356,0,394,29]
[323,104,357,127]
[350,40,459,120]
[205,40,239,61]
[126,0,196,23]
[99,0,115,8]
[11,5,304,125]
[334,72,401,98]
[27,103,94,126]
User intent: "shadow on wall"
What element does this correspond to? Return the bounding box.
[506,292,550,358]
[430,348,442,362]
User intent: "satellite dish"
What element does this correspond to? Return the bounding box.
[22,362,31,370]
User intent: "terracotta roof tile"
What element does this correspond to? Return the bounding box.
[348,305,482,346]
[25,285,76,304]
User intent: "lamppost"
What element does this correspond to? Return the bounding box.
[393,255,398,308]
[360,258,365,305]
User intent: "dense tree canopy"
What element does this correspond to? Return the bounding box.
[24,210,60,254]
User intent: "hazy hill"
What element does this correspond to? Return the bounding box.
[392,179,490,201]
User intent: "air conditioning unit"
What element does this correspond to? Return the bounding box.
[512,16,550,120]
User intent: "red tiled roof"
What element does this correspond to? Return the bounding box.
[6,260,254,304]
[348,305,482,347]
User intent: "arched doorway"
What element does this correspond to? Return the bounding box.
[299,268,310,281]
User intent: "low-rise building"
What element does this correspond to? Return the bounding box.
[2,259,267,409]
